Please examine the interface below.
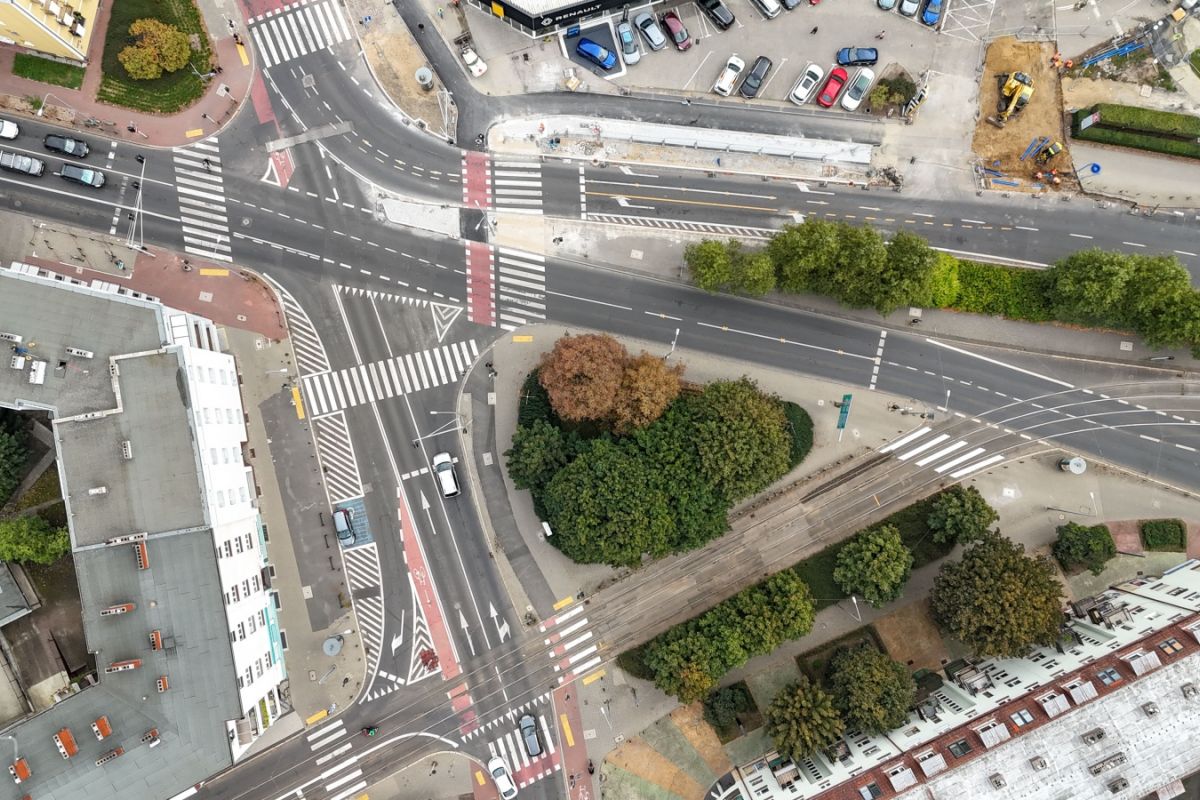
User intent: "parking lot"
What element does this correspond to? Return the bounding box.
[556,0,975,110]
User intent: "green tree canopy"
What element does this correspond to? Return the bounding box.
[729,243,777,296]
[766,677,845,761]
[643,626,726,703]
[1047,249,1133,326]
[828,646,915,734]
[0,429,28,505]
[768,220,842,294]
[867,230,939,314]
[927,485,999,545]
[684,240,734,293]
[832,524,914,607]
[691,379,790,500]
[1052,521,1116,576]
[504,420,576,498]
[930,531,1064,658]
[537,334,628,423]
[118,19,192,80]
[923,251,962,308]
[830,224,889,309]
[0,516,70,565]
[703,684,754,730]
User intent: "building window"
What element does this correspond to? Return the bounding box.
[230,630,236,643]
[237,622,245,639]
[245,666,253,686]
[217,490,226,508]
[265,650,273,668]
[237,676,244,689]
[220,369,228,384]
[258,609,266,626]
[224,592,231,606]
[203,408,211,423]
[1097,667,1121,686]
[252,575,260,592]
[255,659,263,678]
[224,541,233,558]
[242,579,251,596]
[948,739,972,758]
[1159,637,1183,656]
[231,585,240,602]
[210,448,218,464]
[245,532,254,550]
[239,486,248,503]
[208,368,216,382]
[1010,708,1034,727]
[235,537,244,554]
[226,408,235,424]
[248,616,256,634]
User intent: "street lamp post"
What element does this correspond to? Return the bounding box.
[125,155,148,251]
[36,92,73,117]
[430,410,467,434]
[664,327,680,360]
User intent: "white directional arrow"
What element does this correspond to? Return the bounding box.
[793,181,836,196]
[489,603,511,643]
[390,610,405,656]
[619,165,659,179]
[614,196,655,210]
[421,491,436,535]
[459,609,476,656]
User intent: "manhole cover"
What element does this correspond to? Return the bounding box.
[242,217,251,226]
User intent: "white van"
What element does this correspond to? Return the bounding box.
[433,452,460,498]
[333,508,355,545]
[750,0,782,19]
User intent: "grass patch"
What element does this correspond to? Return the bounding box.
[12,54,85,89]
[792,542,846,611]
[1141,518,1186,552]
[13,466,61,511]
[37,502,68,531]
[97,0,211,113]
[794,627,879,686]
[1191,49,1200,80]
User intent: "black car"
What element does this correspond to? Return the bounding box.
[781,0,802,9]
[59,163,105,188]
[44,134,89,158]
[738,56,773,98]
[696,0,735,29]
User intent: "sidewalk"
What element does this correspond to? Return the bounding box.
[0,0,253,148]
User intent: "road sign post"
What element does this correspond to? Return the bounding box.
[836,393,852,442]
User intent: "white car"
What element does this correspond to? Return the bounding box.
[840,67,875,111]
[712,55,745,96]
[461,46,488,78]
[789,63,824,105]
[899,0,920,14]
[488,757,518,799]
[617,20,641,65]
[0,119,18,140]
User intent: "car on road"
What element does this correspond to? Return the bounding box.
[836,47,879,66]
[634,12,668,51]
[518,713,543,757]
[433,451,461,497]
[0,150,45,177]
[817,67,848,107]
[738,56,773,98]
[44,134,89,158]
[0,119,18,140]
[696,0,736,29]
[59,163,104,188]
[488,757,518,799]
[660,10,692,51]
[460,45,488,77]
[333,508,355,545]
[616,20,641,65]
[921,0,944,25]
[789,63,825,105]
[576,38,618,71]
[712,55,745,96]
[877,0,897,7]
[899,0,920,13]
[840,67,875,111]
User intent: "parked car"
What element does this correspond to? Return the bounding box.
[460,45,488,77]
[789,63,825,105]
[660,10,692,50]
[634,12,668,51]
[0,150,45,177]
[0,119,18,140]
[899,0,920,12]
[617,20,641,65]
[738,56,773,98]
[43,134,89,158]
[518,714,543,757]
[877,0,897,7]
[712,55,745,96]
[921,0,943,25]
[488,757,518,799]
[576,38,618,71]
[840,67,876,111]
[433,451,461,497]
[696,0,736,29]
[836,47,879,66]
[781,0,803,10]
[817,67,848,107]
[333,508,355,544]
[749,0,783,18]
[59,163,104,188]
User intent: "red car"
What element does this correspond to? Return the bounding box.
[660,10,692,51]
[817,67,848,107]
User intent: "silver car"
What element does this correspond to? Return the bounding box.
[899,0,920,14]
[519,713,543,757]
[634,11,667,51]
[617,20,641,65]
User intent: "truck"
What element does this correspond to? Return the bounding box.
[0,150,45,177]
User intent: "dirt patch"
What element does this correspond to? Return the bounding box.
[1106,519,1144,554]
[972,38,1076,193]
[872,600,950,672]
[606,737,706,799]
[672,704,735,773]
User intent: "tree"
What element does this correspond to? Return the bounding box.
[0,516,69,565]
[733,570,815,654]
[703,685,753,730]
[643,626,726,703]
[828,646,915,734]
[505,420,575,496]
[684,240,733,292]
[830,224,889,309]
[0,429,28,505]
[927,486,998,545]
[537,334,628,423]
[729,243,777,296]
[868,230,938,315]
[118,19,191,80]
[1052,522,1116,576]
[691,379,790,500]
[930,531,1064,658]
[612,353,683,434]
[832,525,914,607]
[768,220,842,294]
[1047,249,1133,326]
[541,439,673,567]
[766,678,845,761]
[923,251,962,308]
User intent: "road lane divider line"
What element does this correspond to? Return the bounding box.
[925,339,1075,388]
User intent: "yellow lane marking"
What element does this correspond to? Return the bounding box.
[512,334,533,343]
[199,268,229,277]
[475,769,486,785]
[553,596,574,611]
[305,709,328,724]
[237,42,249,66]
[292,387,306,420]
[584,191,777,212]
[559,713,575,747]
[582,670,605,686]
[185,128,204,138]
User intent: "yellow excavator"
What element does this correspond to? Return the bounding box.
[987,72,1034,128]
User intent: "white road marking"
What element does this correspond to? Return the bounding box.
[925,339,1075,388]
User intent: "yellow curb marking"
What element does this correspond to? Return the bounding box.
[582,669,605,686]
[552,596,574,611]
[237,42,249,66]
[185,128,204,138]
[305,709,328,724]
[475,769,486,785]
[559,713,574,747]
[199,268,229,277]
[512,334,533,343]
[292,387,306,420]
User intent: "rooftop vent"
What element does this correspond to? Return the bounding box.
[121,440,132,460]
[1029,756,1047,771]
[1143,702,1159,716]
[1183,683,1198,699]
[1081,728,1106,745]
[988,774,1006,790]
[1089,752,1127,776]
[65,347,93,358]
[1107,778,1129,793]
[0,332,23,344]
[88,486,108,496]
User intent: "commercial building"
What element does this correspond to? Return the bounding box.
[464,0,634,37]
[0,0,99,63]
[0,262,285,800]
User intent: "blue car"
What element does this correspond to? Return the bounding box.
[576,38,618,71]
[921,0,943,25]
[835,47,879,66]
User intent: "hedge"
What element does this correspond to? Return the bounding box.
[1076,104,1200,139]
[782,401,815,469]
[1072,124,1200,161]
[953,260,1053,322]
[1140,518,1186,551]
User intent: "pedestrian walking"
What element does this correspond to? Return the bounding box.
[875,30,886,39]
[809,25,818,34]
[437,5,443,17]
[202,158,212,172]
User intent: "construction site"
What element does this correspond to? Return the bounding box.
[971,37,1075,194]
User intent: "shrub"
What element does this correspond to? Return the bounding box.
[955,260,1053,321]
[516,369,557,429]
[927,485,998,546]
[1052,522,1116,575]
[782,401,814,468]
[0,516,70,564]
[703,684,754,730]
[1075,104,1200,138]
[832,525,913,607]
[538,334,628,423]
[1140,518,1186,551]
[924,251,961,308]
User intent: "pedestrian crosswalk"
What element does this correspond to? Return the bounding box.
[490,160,543,215]
[879,425,1009,478]
[172,139,232,262]
[494,247,547,331]
[301,340,479,417]
[248,0,353,69]
[486,708,560,790]
[540,602,600,685]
